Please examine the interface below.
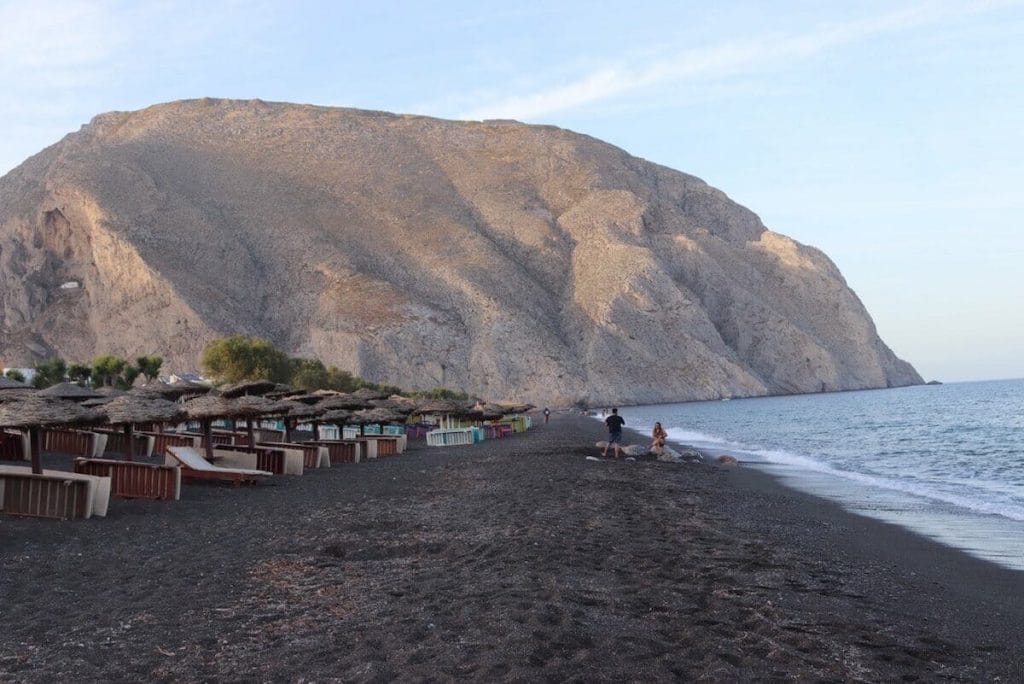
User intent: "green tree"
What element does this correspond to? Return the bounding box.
[408,387,468,400]
[31,357,67,389]
[201,336,291,384]
[4,369,25,383]
[135,355,163,382]
[116,364,141,390]
[325,366,360,392]
[289,357,330,390]
[67,363,92,385]
[92,354,127,387]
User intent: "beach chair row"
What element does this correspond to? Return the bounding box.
[0,431,407,519]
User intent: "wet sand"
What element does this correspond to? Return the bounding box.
[1,414,1022,681]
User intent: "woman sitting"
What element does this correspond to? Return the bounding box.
[650,422,667,455]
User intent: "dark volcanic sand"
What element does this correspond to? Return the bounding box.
[1,414,1022,681]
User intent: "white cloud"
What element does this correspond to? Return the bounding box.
[459,0,1022,121]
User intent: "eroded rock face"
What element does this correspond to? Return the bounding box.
[0,99,921,404]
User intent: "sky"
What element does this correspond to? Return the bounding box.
[1,0,1021,382]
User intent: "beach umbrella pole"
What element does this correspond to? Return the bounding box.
[125,423,135,461]
[30,428,42,475]
[203,419,214,461]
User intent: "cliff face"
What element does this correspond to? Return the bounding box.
[0,99,921,404]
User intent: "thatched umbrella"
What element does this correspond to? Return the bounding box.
[0,395,104,473]
[0,376,29,390]
[468,402,507,421]
[80,387,130,407]
[497,402,535,415]
[315,409,353,439]
[98,395,186,461]
[347,407,407,434]
[183,395,247,460]
[416,398,477,428]
[267,399,324,442]
[264,384,304,400]
[38,382,102,402]
[229,394,283,446]
[136,379,209,401]
[317,393,371,411]
[286,393,326,405]
[217,379,277,398]
[353,387,390,401]
[0,389,37,403]
[369,397,418,416]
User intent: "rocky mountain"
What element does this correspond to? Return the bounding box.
[0,99,921,405]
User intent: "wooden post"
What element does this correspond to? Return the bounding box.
[246,418,256,449]
[203,419,214,461]
[30,427,42,475]
[125,423,135,461]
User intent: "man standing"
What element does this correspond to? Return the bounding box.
[543,407,551,424]
[603,408,625,459]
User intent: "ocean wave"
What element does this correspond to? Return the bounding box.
[749,447,1024,522]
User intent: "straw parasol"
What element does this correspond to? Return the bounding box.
[318,409,353,428]
[352,387,390,401]
[98,395,187,460]
[228,394,286,446]
[80,387,130,407]
[468,402,507,421]
[317,393,371,411]
[266,399,324,442]
[347,407,407,433]
[0,389,37,403]
[37,382,102,401]
[0,395,104,473]
[369,397,418,415]
[136,379,210,400]
[264,384,305,400]
[348,409,403,423]
[416,398,473,415]
[497,402,535,414]
[217,379,277,398]
[183,395,248,460]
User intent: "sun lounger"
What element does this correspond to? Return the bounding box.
[257,441,325,469]
[0,430,28,461]
[42,429,98,458]
[142,432,201,457]
[304,440,360,464]
[93,429,155,458]
[0,464,110,519]
[213,445,303,475]
[74,458,181,500]
[164,446,272,486]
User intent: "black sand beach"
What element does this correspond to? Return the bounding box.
[1,414,1022,681]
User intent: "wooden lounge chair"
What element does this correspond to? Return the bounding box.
[259,442,329,469]
[164,446,272,486]
[0,464,110,519]
[74,458,181,501]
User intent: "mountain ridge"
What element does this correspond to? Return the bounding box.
[0,98,921,404]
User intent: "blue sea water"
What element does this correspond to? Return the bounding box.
[613,379,1024,571]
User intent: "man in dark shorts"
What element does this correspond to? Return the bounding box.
[603,407,625,458]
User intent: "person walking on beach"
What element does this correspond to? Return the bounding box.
[650,421,667,457]
[603,408,625,459]
[543,407,550,424]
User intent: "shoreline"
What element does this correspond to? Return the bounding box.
[1,413,1022,680]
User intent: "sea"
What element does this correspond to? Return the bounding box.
[610,378,1024,572]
